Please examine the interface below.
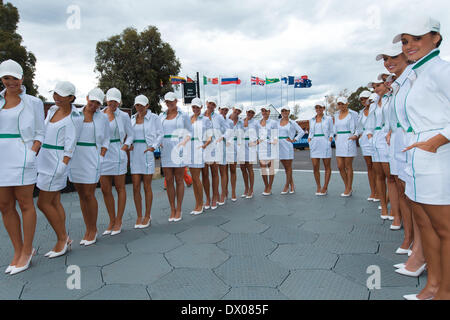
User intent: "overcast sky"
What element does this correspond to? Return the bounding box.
[9,0,450,119]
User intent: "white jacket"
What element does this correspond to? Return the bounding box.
[131,110,163,149]
[78,106,110,151]
[405,49,450,140]
[333,110,359,136]
[158,108,193,143]
[45,105,83,158]
[278,119,305,142]
[365,95,390,137]
[0,86,45,144]
[309,115,333,139]
[101,107,134,147]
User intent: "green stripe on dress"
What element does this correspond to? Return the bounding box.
[42,144,64,150]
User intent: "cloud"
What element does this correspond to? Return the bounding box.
[8,0,450,110]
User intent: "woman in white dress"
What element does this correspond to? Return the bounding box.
[395,18,450,300]
[334,97,359,197]
[218,105,232,204]
[357,91,378,201]
[239,106,258,198]
[69,88,109,246]
[226,105,244,202]
[366,81,400,223]
[188,98,212,215]
[159,92,192,222]
[37,81,82,259]
[256,106,278,196]
[0,60,44,274]
[308,102,333,196]
[129,95,163,229]
[277,106,305,194]
[100,88,134,236]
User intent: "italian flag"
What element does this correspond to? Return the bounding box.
[203,76,219,85]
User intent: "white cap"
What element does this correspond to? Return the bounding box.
[206,97,218,106]
[134,95,149,106]
[359,90,372,99]
[280,106,291,112]
[386,74,396,82]
[0,59,23,79]
[52,81,76,97]
[369,93,379,102]
[106,88,121,103]
[376,42,403,61]
[88,88,105,104]
[336,97,348,104]
[191,98,202,107]
[260,105,271,111]
[246,106,256,113]
[377,73,391,81]
[164,92,177,102]
[393,17,440,43]
[314,101,326,107]
[233,104,244,112]
[220,104,231,110]
[367,80,383,89]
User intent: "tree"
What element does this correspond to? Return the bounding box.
[348,86,371,112]
[289,104,300,120]
[0,0,39,96]
[95,26,181,113]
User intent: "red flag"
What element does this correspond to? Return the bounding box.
[301,75,308,80]
[186,76,194,83]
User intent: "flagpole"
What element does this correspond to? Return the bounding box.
[202,74,206,105]
[250,76,253,107]
[280,75,282,108]
[265,75,268,105]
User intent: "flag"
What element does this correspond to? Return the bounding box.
[301,75,308,80]
[294,77,312,88]
[170,76,186,84]
[221,77,241,85]
[288,76,295,85]
[251,76,265,86]
[281,77,288,84]
[186,76,194,83]
[203,76,219,85]
[265,77,280,84]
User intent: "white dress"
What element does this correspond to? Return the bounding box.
[238,118,258,163]
[189,115,211,169]
[277,120,304,160]
[309,118,332,159]
[69,122,101,184]
[402,50,450,205]
[160,111,192,168]
[0,101,37,186]
[37,106,81,192]
[358,110,375,157]
[257,119,279,161]
[101,119,128,176]
[334,112,357,158]
[130,124,154,175]
[369,98,390,163]
[226,118,243,164]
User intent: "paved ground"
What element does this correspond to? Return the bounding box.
[0,169,425,300]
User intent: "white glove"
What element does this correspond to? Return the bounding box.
[54,162,67,177]
[25,149,37,167]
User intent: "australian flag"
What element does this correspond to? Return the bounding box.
[294,76,312,88]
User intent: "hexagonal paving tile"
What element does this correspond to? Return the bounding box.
[334,254,419,288]
[126,233,183,254]
[148,268,229,300]
[217,234,277,256]
[350,224,404,242]
[279,270,369,300]
[187,215,230,227]
[300,220,354,234]
[102,253,172,285]
[262,226,318,244]
[66,244,129,267]
[81,284,151,300]
[222,287,288,300]
[314,233,379,254]
[257,215,305,228]
[269,244,338,270]
[220,218,269,234]
[0,277,26,299]
[214,256,289,287]
[177,226,229,244]
[20,266,104,300]
[165,244,229,268]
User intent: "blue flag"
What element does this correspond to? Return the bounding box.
[288,76,295,85]
[281,77,288,84]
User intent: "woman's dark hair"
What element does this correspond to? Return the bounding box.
[69,95,76,104]
[431,31,442,48]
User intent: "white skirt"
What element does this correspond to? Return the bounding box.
[371,130,390,163]
[69,145,101,184]
[130,142,155,175]
[37,172,68,192]
[0,138,37,187]
[101,142,128,176]
[309,136,332,159]
[335,133,357,158]
[359,133,374,157]
[404,130,450,205]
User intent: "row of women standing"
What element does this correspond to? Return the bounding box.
[356,17,449,300]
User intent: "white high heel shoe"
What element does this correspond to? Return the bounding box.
[403,294,433,300]
[395,264,427,277]
[10,249,36,275]
[80,239,87,245]
[48,239,72,259]
[395,247,411,255]
[394,263,406,269]
[111,225,122,236]
[139,219,151,229]
[84,233,97,246]
[173,212,183,222]
[190,209,203,216]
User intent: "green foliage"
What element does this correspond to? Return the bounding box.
[0,0,38,96]
[348,86,370,112]
[95,26,181,114]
